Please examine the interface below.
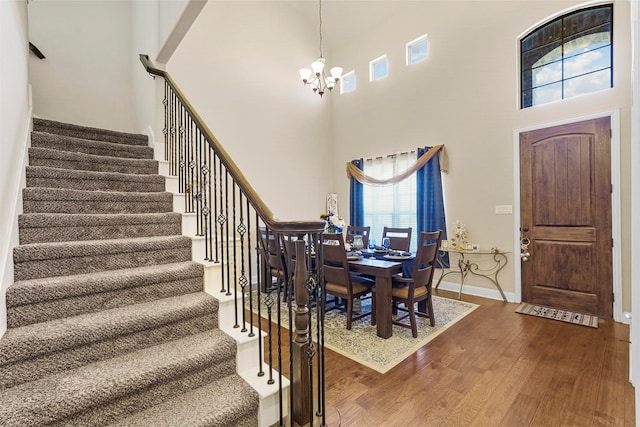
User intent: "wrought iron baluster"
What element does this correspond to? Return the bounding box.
[255,215,264,376]
[238,192,248,333]
[141,55,327,427]
[224,170,231,296]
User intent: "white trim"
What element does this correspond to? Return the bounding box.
[628,0,639,403]
[340,70,356,95]
[512,109,622,322]
[369,54,388,82]
[406,34,428,66]
[0,86,32,337]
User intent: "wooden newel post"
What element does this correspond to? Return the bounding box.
[292,239,311,426]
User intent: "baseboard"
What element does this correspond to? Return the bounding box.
[436,280,516,303]
[0,90,33,337]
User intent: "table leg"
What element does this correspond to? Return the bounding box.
[375,275,393,339]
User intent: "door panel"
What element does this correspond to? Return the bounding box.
[520,117,612,317]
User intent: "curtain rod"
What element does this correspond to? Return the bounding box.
[365,149,417,162]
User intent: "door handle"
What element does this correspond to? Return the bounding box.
[520,236,531,262]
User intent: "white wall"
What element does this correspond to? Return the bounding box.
[157,0,207,64]
[29,0,136,132]
[166,1,333,221]
[132,0,161,138]
[330,0,633,309]
[0,0,30,337]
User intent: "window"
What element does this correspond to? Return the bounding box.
[370,55,388,81]
[520,4,613,108]
[349,148,447,256]
[406,34,428,65]
[341,71,356,94]
[363,153,418,250]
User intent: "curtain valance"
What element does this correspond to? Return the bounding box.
[346,145,447,185]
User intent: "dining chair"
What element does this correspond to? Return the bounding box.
[345,225,370,249]
[258,228,290,301]
[382,226,412,252]
[372,230,441,337]
[322,233,374,330]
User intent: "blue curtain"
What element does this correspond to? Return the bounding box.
[417,147,449,267]
[349,159,364,226]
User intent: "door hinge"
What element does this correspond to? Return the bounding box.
[613,292,615,302]
[612,238,614,247]
[610,128,612,137]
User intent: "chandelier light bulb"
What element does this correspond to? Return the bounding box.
[311,58,325,76]
[299,68,312,83]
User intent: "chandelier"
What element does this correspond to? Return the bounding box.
[298,0,342,97]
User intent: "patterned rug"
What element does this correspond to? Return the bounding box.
[516,302,599,328]
[252,293,478,374]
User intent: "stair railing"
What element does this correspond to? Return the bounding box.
[140,54,327,427]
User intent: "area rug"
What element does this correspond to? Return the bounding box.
[251,293,478,374]
[515,302,599,328]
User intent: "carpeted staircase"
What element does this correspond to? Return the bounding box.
[0,118,259,426]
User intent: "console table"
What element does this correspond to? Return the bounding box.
[435,249,509,301]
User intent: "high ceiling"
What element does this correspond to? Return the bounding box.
[283,0,413,51]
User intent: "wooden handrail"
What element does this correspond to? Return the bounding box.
[139,54,324,233]
[29,42,45,59]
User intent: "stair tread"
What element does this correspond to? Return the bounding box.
[29,146,157,169]
[13,235,192,262]
[31,131,153,161]
[0,329,235,425]
[33,118,148,146]
[110,374,258,427]
[23,187,173,202]
[26,165,165,184]
[19,212,182,228]
[0,292,218,365]
[8,261,203,307]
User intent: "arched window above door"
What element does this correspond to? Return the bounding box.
[520,4,613,108]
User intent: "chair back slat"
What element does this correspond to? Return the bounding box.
[322,234,351,285]
[382,227,412,251]
[346,226,370,248]
[410,231,441,289]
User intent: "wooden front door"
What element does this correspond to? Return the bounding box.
[520,117,612,317]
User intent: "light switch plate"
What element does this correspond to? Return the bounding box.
[495,205,513,215]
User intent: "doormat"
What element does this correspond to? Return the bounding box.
[516,302,598,328]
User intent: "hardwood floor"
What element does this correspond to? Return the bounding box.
[323,290,635,426]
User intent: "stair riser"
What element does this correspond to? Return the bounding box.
[14,246,192,281]
[52,359,237,427]
[26,176,165,193]
[0,314,220,389]
[19,219,182,244]
[7,277,204,328]
[29,150,158,175]
[32,136,153,160]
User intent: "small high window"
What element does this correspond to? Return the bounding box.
[370,55,388,81]
[406,34,428,65]
[341,71,356,94]
[520,4,613,108]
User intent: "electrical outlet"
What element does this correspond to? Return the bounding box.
[495,205,513,215]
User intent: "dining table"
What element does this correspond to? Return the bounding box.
[347,257,403,339]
